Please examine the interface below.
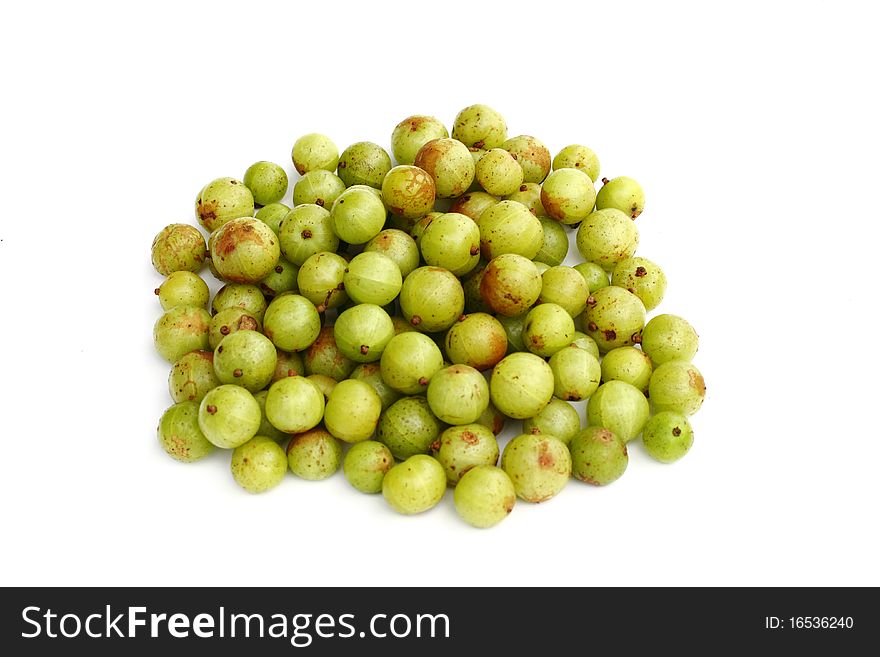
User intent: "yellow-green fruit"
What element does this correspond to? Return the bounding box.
[552,144,601,182]
[451,104,508,149]
[391,115,449,165]
[539,266,589,317]
[648,360,706,416]
[583,285,647,353]
[475,148,524,197]
[243,161,288,206]
[449,191,499,222]
[548,345,601,401]
[210,217,280,284]
[477,200,543,261]
[381,165,436,219]
[600,346,653,392]
[611,256,667,311]
[343,440,394,493]
[286,428,343,480]
[195,177,255,232]
[642,412,694,463]
[231,436,288,493]
[641,314,699,365]
[596,176,645,219]
[489,352,554,419]
[382,455,447,515]
[479,254,542,317]
[522,398,581,446]
[502,135,551,184]
[151,224,207,276]
[292,133,339,175]
[198,384,261,449]
[324,379,382,443]
[168,350,220,403]
[264,376,325,434]
[399,266,465,332]
[501,434,571,503]
[155,271,209,311]
[426,364,490,425]
[293,170,346,208]
[414,137,475,198]
[454,466,516,528]
[586,380,650,443]
[569,427,628,485]
[576,209,639,271]
[433,424,499,485]
[153,305,211,363]
[157,401,215,462]
[540,168,596,225]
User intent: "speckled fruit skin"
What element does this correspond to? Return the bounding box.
[522,398,581,445]
[259,256,299,298]
[489,352,555,419]
[475,148,524,197]
[264,376,325,434]
[262,294,321,353]
[337,141,393,188]
[213,330,277,392]
[343,440,394,493]
[414,138,475,198]
[210,217,280,284]
[211,283,267,321]
[505,182,547,217]
[444,313,507,371]
[586,380,650,443]
[601,346,653,392]
[377,396,445,460]
[497,313,527,352]
[569,427,628,485]
[583,285,647,353]
[576,208,639,272]
[477,200,543,261]
[479,254,542,317]
[292,133,339,175]
[552,144,601,182]
[476,401,506,436]
[419,212,481,276]
[292,169,346,208]
[573,261,611,293]
[343,252,402,306]
[533,219,568,266]
[640,314,699,365]
[642,411,694,463]
[255,203,290,237]
[648,360,706,416]
[350,363,401,411]
[156,271,209,311]
[451,104,508,149]
[304,326,356,381]
[333,304,394,363]
[538,267,589,319]
[243,161,288,206]
[157,401,215,462]
[502,135,551,184]
[427,364,490,425]
[330,186,387,245]
[449,191,499,222]
[324,379,382,443]
[391,115,449,166]
[307,374,337,401]
[278,204,338,266]
[596,176,645,219]
[364,229,420,278]
[296,252,348,311]
[195,177,255,232]
[271,349,305,382]
[611,256,667,311]
[382,454,447,515]
[454,465,516,528]
[151,224,206,276]
[253,390,287,442]
[548,345,602,401]
[523,303,575,357]
[379,331,444,395]
[286,428,343,480]
[231,436,288,493]
[540,168,596,225]
[570,331,601,360]
[399,266,464,332]
[169,350,219,403]
[433,424,499,485]
[153,305,211,363]
[208,308,261,350]
[381,165,436,219]
[198,384,261,449]
[501,434,571,503]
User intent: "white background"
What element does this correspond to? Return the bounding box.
[1,0,878,587]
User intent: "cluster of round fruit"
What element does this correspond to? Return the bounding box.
[152,104,705,528]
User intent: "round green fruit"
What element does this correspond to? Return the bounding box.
[444,312,507,371]
[379,331,444,395]
[157,401,215,463]
[414,137,475,198]
[381,165,436,219]
[213,329,277,392]
[243,161,288,206]
[195,177,255,232]
[292,169,346,208]
[286,428,343,480]
[601,346,653,392]
[292,133,339,175]
[502,135,551,184]
[342,252,402,306]
[333,303,395,363]
[168,350,220,403]
[382,455,447,515]
[523,303,575,357]
[640,314,699,365]
[596,176,645,219]
[324,379,382,443]
[343,440,394,493]
[377,396,445,460]
[454,466,516,528]
[231,436,288,493]
[489,352,554,419]
[552,144,601,182]
[151,224,206,276]
[501,434,571,503]
[522,398,580,446]
[337,141,393,188]
[540,168,596,225]
[153,305,211,363]
[583,285,646,353]
[648,360,706,416]
[198,384,261,449]
[262,294,321,352]
[264,376,325,434]
[391,115,449,165]
[548,345,601,401]
[586,380,650,443]
[641,412,694,463]
[399,266,464,332]
[433,424,499,485]
[210,217,280,284]
[569,427,628,485]
[419,212,481,276]
[477,200,543,260]
[479,254,541,317]
[576,209,639,271]
[451,104,507,149]
[427,364,490,425]
[611,257,667,311]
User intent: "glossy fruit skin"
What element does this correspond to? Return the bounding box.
[330,186,387,245]
[292,133,339,175]
[583,285,647,353]
[399,266,464,332]
[426,365,490,425]
[255,203,291,237]
[522,398,581,446]
[211,283,267,321]
[476,401,506,436]
[548,345,602,401]
[382,165,436,219]
[575,209,639,271]
[209,307,260,350]
[243,161,288,206]
[306,374,337,402]
[333,304,395,363]
[523,303,575,357]
[258,256,299,298]
[449,191,499,222]
[286,428,343,480]
[451,104,508,149]
[262,294,321,352]
[600,346,653,392]
[475,147,524,197]
[573,261,611,293]
[611,257,667,311]
[570,331,601,360]
[489,352,555,419]
[505,182,547,217]
[169,350,220,403]
[343,252,402,306]
[586,380,650,443]
[444,313,507,371]
[364,229,420,278]
[296,252,349,311]
[157,401,215,462]
[569,427,628,485]
[419,212,481,277]
[454,465,516,528]
[640,314,699,365]
[414,137,475,198]
[210,217,280,284]
[501,434,571,503]
[596,176,645,219]
[642,412,694,463]
[264,376,325,434]
[198,384,262,449]
[156,271,210,311]
[343,440,394,493]
[213,329,277,392]
[433,424,499,485]
[379,331,444,395]
[502,135,551,184]
[540,168,596,225]
[271,349,305,383]
[337,141,393,188]
[533,219,569,266]
[462,263,492,314]
[539,266,589,317]
[377,396,445,460]
[195,177,255,232]
[324,379,382,443]
[151,224,206,276]
[253,390,287,442]
[552,144,601,182]
[350,363,401,411]
[391,115,449,165]
[648,360,706,416]
[278,204,338,266]
[479,254,541,317]
[153,305,212,363]
[231,436,288,493]
[477,200,544,261]
[292,169,347,208]
[382,454,447,515]
[304,325,356,381]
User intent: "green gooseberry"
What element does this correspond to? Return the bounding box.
[505,182,547,217]
[168,350,220,404]
[292,133,339,175]
[337,141,393,188]
[350,362,402,410]
[522,398,581,446]
[333,303,394,363]
[255,202,291,237]
[522,303,574,357]
[497,313,527,353]
[382,165,436,219]
[278,204,339,266]
[307,374,337,402]
[433,424,499,485]
[533,219,569,266]
[155,271,209,311]
[243,161,288,206]
[533,261,550,275]
[271,349,305,382]
[552,144,601,182]
[213,330,277,392]
[451,104,508,149]
[489,352,554,419]
[377,396,445,460]
[198,384,261,449]
[573,261,611,293]
[195,177,255,232]
[399,266,464,332]
[444,312,507,371]
[611,257,667,311]
[454,465,516,528]
[583,285,646,352]
[296,252,348,311]
[461,263,492,314]
[548,345,601,401]
[259,256,299,298]
[391,315,417,335]
[343,440,394,493]
[419,212,481,276]
[324,379,382,443]
[601,346,653,392]
[210,217,280,284]
[211,283,267,321]
[264,376,324,434]
[262,293,321,352]
[391,115,449,165]
[569,427,628,485]
[640,314,699,365]
[413,137,475,198]
[586,380,650,443]
[286,428,343,480]
[364,229,420,278]
[151,224,206,276]
[501,434,571,503]
[476,400,507,436]
[304,325,356,381]
[575,209,639,271]
[642,411,694,463]
[475,148,524,197]
[157,401,215,463]
[502,135,551,184]
[409,212,440,246]
[153,305,211,363]
[539,266,589,317]
[382,454,447,515]
[292,169,346,208]
[449,191,499,222]
[342,252,402,306]
[379,331,444,395]
[253,390,287,442]
[649,360,706,416]
[596,176,645,219]
[540,168,596,225]
[426,364,490,425]
[570,331,600,360]
[330,186,387,245]
[477,200,543,260]
[479,254,541,317]
[231,436,288,493]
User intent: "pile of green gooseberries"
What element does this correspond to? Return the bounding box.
[152,104,705,529]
